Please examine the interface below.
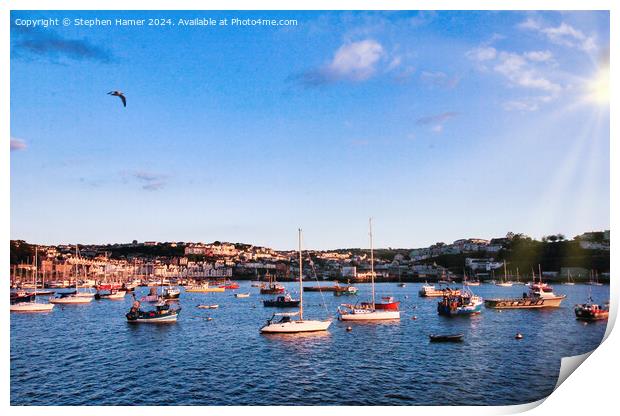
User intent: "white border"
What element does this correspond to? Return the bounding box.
[1,1,616,415]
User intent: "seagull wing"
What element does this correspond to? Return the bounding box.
[120,94,126,107]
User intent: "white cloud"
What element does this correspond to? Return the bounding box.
[465,46,497,62]
[494,51,561,93]
[297,39,385,86]
[503,95,554,112]
[386,55,402,71]
[524,50,553,62]
[519,18,598,53]
[328,39,384,81]
[10,137,27,151]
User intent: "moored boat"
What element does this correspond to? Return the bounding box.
[484,282,566,309]
[219,281,240,290]
[419,283,460,298]
[10,302,55,312]
[260,229,331,334]
[333,284,358,296]
[126,299,180,323]
[10,246,55,312]
[363,296,400,311]
[338,219,400,321]
[162,287,181,299]
[235,293,250,298]
[429,333,464,343]
[263,293,300,308]
[303,284,341,292]
[437,288,483,316]
[186,283,226,293]
[50,295,93,304]
[260,283,285,294]
[95,288,126,300]
[575,298,609,321]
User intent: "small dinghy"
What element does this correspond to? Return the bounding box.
[235,293,250,298]
[429,334,464,343]
[197,304,219,309]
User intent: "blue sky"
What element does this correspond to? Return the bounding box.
[10,11,610,250]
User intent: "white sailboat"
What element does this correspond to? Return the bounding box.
[495,261,513,287]
[585,270,603,286]
[564,269,576,285]
[260,229,332,334]
[338,218,400,321]
[50,245,94,305]
[10,246,55,312]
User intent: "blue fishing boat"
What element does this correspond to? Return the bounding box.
[437,288,483,316]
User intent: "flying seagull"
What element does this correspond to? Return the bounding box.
[108,91,126,107]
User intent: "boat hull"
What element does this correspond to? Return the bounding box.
[260,288,285,295]
[484,295,565,309]
[575,305,609,321]
[186,287,225,293]
[263,300,300,307]
[438,302,483,316]
[303,286,338,292]
[260,319,331,333]
[339,310,401,321]
[126,313,178,323]
[49,296,93,304]
[10,302,55,312]
[429,334,464,342]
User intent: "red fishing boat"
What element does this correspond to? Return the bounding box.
[575,298,609,321]
[362,296,400,311]
[219,281,240,290]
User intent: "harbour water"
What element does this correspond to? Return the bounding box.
[10,282,608,406]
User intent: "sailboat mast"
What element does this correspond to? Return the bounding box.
[503,260,507,282]
[34,246,38,296]
[370,218,375,308]
[298,228,303,321]
[75,245,79,291]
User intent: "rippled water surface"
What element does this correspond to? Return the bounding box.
[11,282,608,405]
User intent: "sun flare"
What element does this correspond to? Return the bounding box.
[585,67,610,105]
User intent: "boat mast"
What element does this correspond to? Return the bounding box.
[503,260,507,282]
[370,217,375,309]
[298,228,303,321]
[34,246,38,297]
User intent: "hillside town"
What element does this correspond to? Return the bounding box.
[9,230,610,288]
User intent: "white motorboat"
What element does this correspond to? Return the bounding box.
[339,219,400,322]
[235,293,250,298]
[261,229,332,334]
